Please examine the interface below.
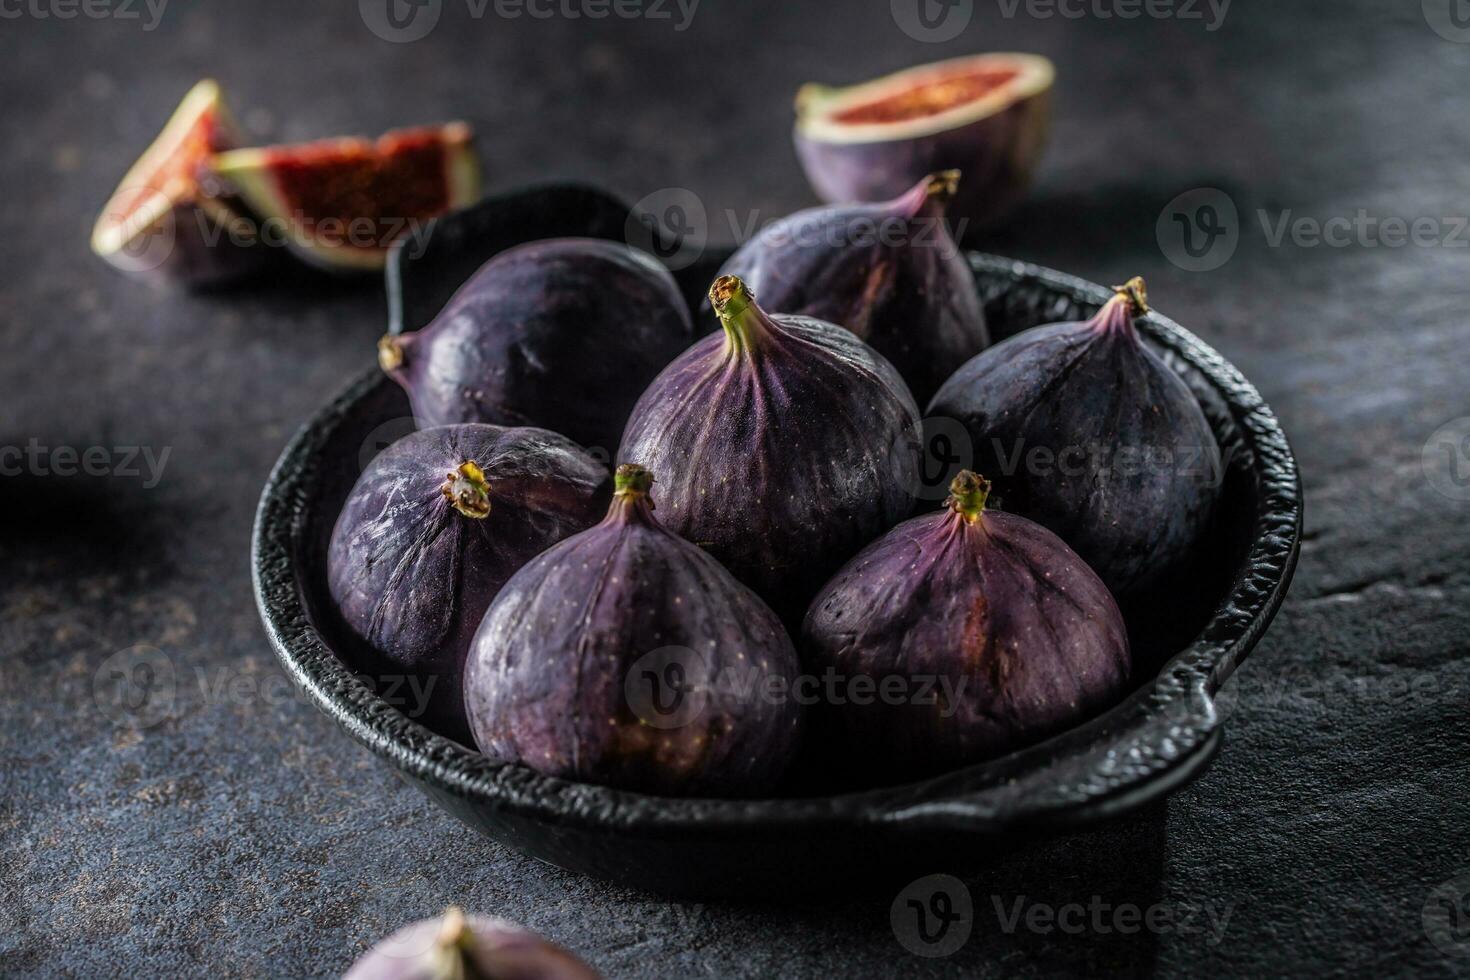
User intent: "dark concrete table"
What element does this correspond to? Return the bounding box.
[3,1,1467,976]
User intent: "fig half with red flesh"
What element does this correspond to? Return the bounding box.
[211,123,480,271]
[91,79,260,285]
[795,53,1054,231]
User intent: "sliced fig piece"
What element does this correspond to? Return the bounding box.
[91,79,260,285]
[795,53,1054,231]
[464,465,803,798]
[327,424,609,743]
[618,275,921,624]
[379,238,694,458]
[345,907,602,980]
[716,170,987,406]
[802,471,1131,777]
[928,278,1221,601]
[211,122,480,271]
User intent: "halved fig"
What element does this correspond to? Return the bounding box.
[91,79,259,285]
[211,123,480,271]
[794,53,1054,231]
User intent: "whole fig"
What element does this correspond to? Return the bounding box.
[328,424,609,742]
[802,472,1131,775]
[464,465,802,798]
[928,277,1221,600]
[618,275,921,622]
[716,170,987,406]
[344,907,600,979]
[378,238,694,457]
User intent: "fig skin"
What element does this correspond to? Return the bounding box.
[928,278,1221,601]
[715,171,988,406]
[618,276,921,623]
[344,907,601,980]
[802,472,1131,775]
[328,424,609,743]
[464,465,803,798]
[379,238,695,458]
[794,55,1054,232]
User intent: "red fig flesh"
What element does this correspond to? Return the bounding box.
[716,170,988,405]
[795,53,1054,230]
[802,472,1131,776]
[464,465,803,797]
[344,907,600,980]
[618,276,922,623]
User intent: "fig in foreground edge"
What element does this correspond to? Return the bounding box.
[716,170,987,406]
[344,907,601,979]
[928,277,1221,601]
[802,472,1131,777]
[794,53,1054,232]
[464,465,803,798]
[380,238,695,458]
[328,424,609,743]
[618,275,921,623]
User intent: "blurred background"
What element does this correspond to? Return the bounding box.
[3,1,1468,976]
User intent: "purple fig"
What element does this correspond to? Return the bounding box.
[794,53,1054,231]
[328,424,609,742]
[379,238,694,458]
[716,170,987,406]
[928,277,1221,601]
[464,465,802,798]
[344,907,600,979]
[618,275,922,622]
[802,471,1131,775]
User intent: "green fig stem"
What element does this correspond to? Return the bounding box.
[1111,276,1149,316]
[709,275,768,356]
[432,907,474,980]
[922,170,962,208]
[614,463,655,497]
[378,334,405,373]
[947,471,991,524]
[1092,276,1149,335]
[442,461,491,519]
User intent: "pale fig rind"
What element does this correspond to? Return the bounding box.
[381,238,694,458]
[802,472,1131,775]
[464,465,803,797]
[794,54,1054,232]
[716,171,987,405]
[327,424,609,743]
[927,278,1221,600]
[618,277,922,624]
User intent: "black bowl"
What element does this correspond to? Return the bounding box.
[252,185,1302,898]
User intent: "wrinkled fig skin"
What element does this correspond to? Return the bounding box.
[795,90,1051,233]
[715,172,989,406]
[465,466,803,798]
[380,238,694,457]
[344,908,602,980]
[802,473,1131,775]
[328,424,609,743]
[618,277,922,624]
[928,280,1221,600]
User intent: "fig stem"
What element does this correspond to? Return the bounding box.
[923,170,962,206]
[1110,277,1149,316]
[947,470,991,524]
[442,461,492,519]
[709,275,765,355]
[614,463,655,498]
[433,907,474,980]
[378,334,405,373]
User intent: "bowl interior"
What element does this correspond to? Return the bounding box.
[292,250,1261,799]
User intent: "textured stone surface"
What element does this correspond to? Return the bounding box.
[1,1,1466,977]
